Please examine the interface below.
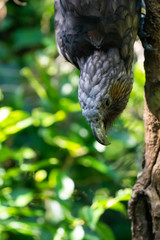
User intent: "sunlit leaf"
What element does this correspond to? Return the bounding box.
[92,189,132,215]
[49,170,74,200]
[9,188,34,207]
[106,201,126,214]
[0,108,33,139]
[0,206,43,220]
[4,117,33,134]
[35,169,47,182]
[16,147,36,160]
[0,219,40,236]
[0,132,7,142]
[21,158,59,172]
[59,176,75,200]
[48,169,60,188]
[80,206,104,230]
[60,98,81,112]
[0,107,11,122]
[45,200,65,223]
[32,108,66,127]
[70,226,85,240]
[3,168,21,179]
[115,188,132,201]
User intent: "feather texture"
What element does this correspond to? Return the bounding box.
[55,0,140,69]
[54,0,141,145]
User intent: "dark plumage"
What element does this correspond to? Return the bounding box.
[54,0,141,145]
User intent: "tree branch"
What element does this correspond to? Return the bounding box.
[128,1,160,239]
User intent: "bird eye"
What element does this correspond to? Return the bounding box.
[105,98,111,107]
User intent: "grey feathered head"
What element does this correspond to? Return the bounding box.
[78,49,133,145]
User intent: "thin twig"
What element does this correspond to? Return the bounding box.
[13,0,27,6]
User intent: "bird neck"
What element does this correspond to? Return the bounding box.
[78,49,121,89]
[78,49,120,112]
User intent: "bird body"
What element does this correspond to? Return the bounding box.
[54,0,141,145]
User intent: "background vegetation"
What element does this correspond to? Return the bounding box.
[0,1,145,239]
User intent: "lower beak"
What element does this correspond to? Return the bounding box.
[91,121,110,146]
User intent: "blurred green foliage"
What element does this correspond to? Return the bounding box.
[0,1,145,239]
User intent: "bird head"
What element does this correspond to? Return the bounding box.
[78,49,133,145]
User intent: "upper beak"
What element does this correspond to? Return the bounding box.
[91,121,110,146]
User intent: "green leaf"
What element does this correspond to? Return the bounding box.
[0,146,14,162]
[80,206,104,230]
[49,170,75,200]
[40,130,88,157]
[9,188,34,207]
[60,98,81,112]
[21,67,47,99]
[70,226,84,240]
[0,108,32,140]
[0,107,11,123]
[21,158,59,172]
[116,188,132,201]
[78,156,118,180]
[106,201,126,214]
[84,233,100,240]
[32,108,66,127]
[92,189,131,215]
[0,219,41,236]
[96,222,115,240]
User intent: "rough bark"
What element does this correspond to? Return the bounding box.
[128,1,160,239]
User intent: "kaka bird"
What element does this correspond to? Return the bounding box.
[54,0,145,145]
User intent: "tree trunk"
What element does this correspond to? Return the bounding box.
[128,1,160,239]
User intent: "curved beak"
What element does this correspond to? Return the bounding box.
[91,121,110,146]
